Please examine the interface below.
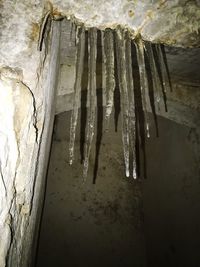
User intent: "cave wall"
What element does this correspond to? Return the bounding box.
[0,2,43,266]
[35,111,200,267]
[0,26,60,266]
[144,117,200,267]
[0,2,60,266]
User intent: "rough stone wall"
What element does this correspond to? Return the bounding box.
[0,67,37,266]
[0,2,60,267]
[0,2,42,266]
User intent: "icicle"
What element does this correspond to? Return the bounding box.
[115,27,130,178]
[69,26,85,165]
[104,28,115,131]
[145,42,161,109]
[75,24,79,46]
[83,28,97,180]
[125,33,137,179]
[157,44,167,93]
[156,44,168,111]
[135,36,150,138]
[101,30,106,93]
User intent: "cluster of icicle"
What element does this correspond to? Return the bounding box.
[69,24,169,181]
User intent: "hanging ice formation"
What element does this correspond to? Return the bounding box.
[69,26,85,165]
[103,28,115,131]
[83,27,97,180]
[125,32,137,179]
[135,35,150,138]
[115,28,130,178]
[69,24,168,180]
[145,41,161,110]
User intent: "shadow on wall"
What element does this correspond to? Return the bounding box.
[35,110,200,267]
[35,110,146,267]
[144,119,200,267]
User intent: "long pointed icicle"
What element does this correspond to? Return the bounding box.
[104,28,115,131]
[101,30,106,94]
[135,36,150,138]
[69,26,85,165]
[156,44,168,111]
[125,34,137,179]
[83,28,97,180]
[115,28,130,178]
[146,42,161,110]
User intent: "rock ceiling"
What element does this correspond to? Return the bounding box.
[51,0,200,47]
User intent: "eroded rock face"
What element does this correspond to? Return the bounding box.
[0,67,37,266]
[0,2,44,266]
[0,1,43,85]
[0,1,50,266]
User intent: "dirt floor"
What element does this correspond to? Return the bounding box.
[35,111,200,267]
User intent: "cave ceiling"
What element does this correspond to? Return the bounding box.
[51,0,200,47]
